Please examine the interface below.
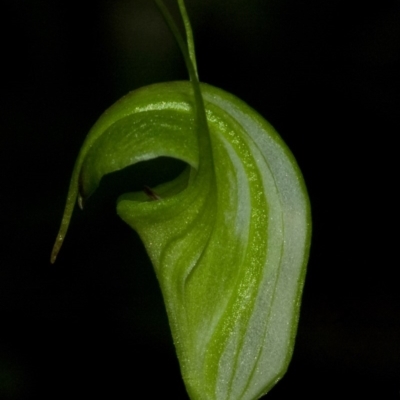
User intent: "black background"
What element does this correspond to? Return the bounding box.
[2,0,399,398]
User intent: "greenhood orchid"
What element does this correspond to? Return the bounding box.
[51,1,311,399]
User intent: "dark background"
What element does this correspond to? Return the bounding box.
[2,0,399,398]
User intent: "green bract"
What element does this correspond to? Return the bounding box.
[52,1,311,399]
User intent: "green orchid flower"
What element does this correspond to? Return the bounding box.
[51,1,311,399]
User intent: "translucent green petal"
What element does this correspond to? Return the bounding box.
[64,81,310,400]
